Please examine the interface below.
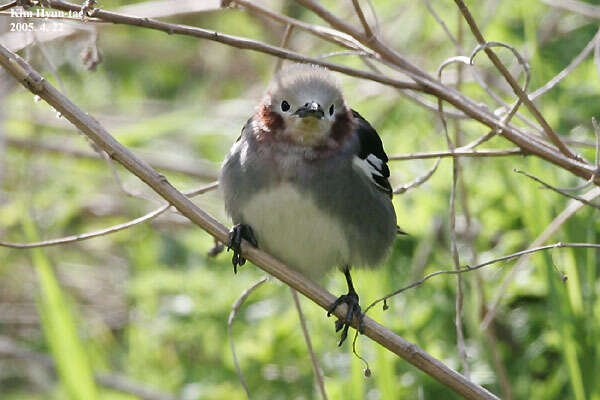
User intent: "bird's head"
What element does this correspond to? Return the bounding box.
[257,64,353,146]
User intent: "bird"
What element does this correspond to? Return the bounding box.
[220,63,401,346]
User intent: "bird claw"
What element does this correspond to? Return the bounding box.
[227,224,257,273]
[327,290,364,346]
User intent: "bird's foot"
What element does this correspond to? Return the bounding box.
[327,290,364,346]
[227,224,258,273]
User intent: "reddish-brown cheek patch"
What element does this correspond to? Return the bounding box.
[329,108,354,143]
[256,104,285,139]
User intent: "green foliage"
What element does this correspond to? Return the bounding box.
[1,0,600,399]
[21,212,98,400]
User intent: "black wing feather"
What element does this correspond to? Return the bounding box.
[352,110,393,196]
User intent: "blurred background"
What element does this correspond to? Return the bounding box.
[1,0,600,399]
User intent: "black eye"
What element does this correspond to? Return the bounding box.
[329,104,335,116]
[281,101,290,112]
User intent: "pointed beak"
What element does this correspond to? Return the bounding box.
[294,102,325,119]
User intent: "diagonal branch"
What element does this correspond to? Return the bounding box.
[0,182,219,249]
[293,0,597,183]
[389,148,525,161]
[540,0,600,19]
[229,0,373,55]
[453,0,577,160]
[351,0,374,40]
[4,135,219,180]
[22,0,599,185]
[515,169,600,210]
[0,43,499,400]
[29,0,421,91]
[365,242,600,314]
[480,185,600,330]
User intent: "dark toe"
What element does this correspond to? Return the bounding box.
[328,292,363,346]
[227,224,257,273]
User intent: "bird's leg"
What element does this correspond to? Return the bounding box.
[227,224,258,274]
[327,267,365,346]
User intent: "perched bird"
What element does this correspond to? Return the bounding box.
[220,64,401,345]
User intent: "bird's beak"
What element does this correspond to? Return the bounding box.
[294,102,325,119]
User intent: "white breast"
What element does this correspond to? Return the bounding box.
[240,184,350,278]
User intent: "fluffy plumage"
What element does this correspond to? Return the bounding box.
[220,64,398,280]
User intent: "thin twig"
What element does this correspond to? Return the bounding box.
[552,118,600,191]
[31,31,68,94]
[437,58,470,378]
[363,0,380,39]
[481,186,600,330]
[23,0,600,184]
[365,242,600,315]
[100,148,155,202]
[393,158,441,194]
[290,288,328,400]
[358,52,467,119]
[424,0,541,135]
[454,0,578,160]
[389,148,525,161]
[530,28,600,100]
[0,0,16,12]
[319,49,370,60]
[229,0,374,55]
[228,276,269,399]
[424,0,462,51]
[515,168,600,210]
[32,33,138,201]
[273,24,294,73]
[26,1,423,91]
[540,0,600,19]
[4,136,220,180]
[437,44,531,151]
[0,42,498,400]
[469,41,531,139]
[0,182,219,248]
[351,0,374,40]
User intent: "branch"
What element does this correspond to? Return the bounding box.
[293,0,597,183]
[436,58,470,378]
[365,242,600,315]
[229,0,372,55]
[0,0,16,12]
[227,276,268,398]
[0,43,498,400]
[26,0,422,92]
[4,136,220,180]
[425,0,540,134]
[19,0,599,185]
[540,0,600,19]
[389,148,525,161]
[530,28,600,100]
[0,182,218,249]
[454,0,577,160]
[351,0,374,40]
[291,288,328,400]
[480,185,600,330]
[515,169,600,210]
[393,158,440,194]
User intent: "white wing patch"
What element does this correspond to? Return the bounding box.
[366,154,385,176]
[353,155,388,191]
